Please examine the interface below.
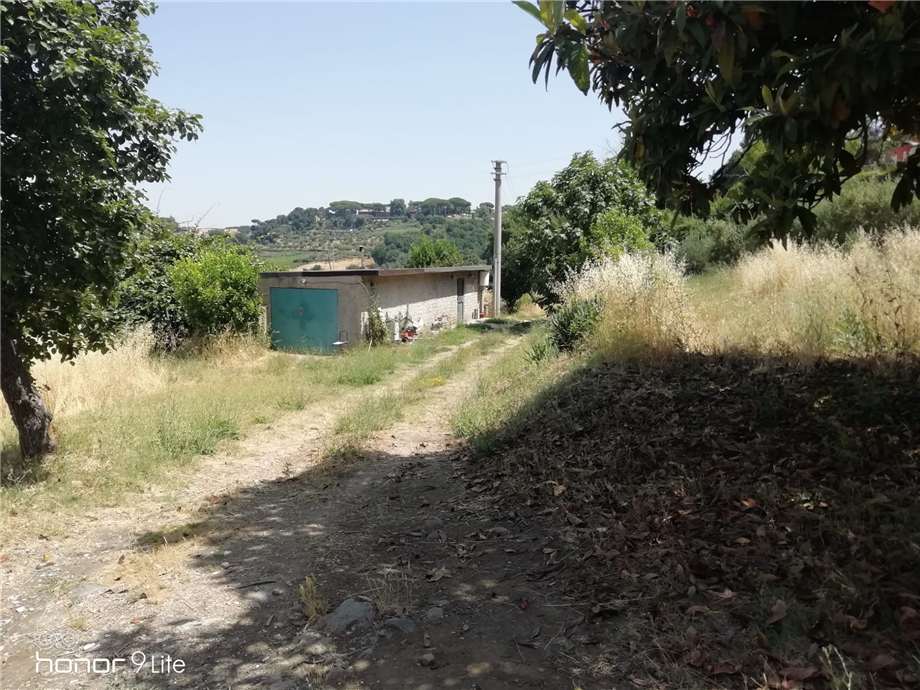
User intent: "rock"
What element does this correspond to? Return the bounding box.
[271,588,284,596]
[418,652,436,668]
[425,606,444,622]
[384,616,416,634]
[489,526,511,537]
[319,598,375,634]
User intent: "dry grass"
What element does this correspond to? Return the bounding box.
[559,228,920,361]
[298,575,327,622]
[559,251,698,359]
[707,229,920,357]
[365,568,413,616]
[108,538,197,605]
[0,326,485,539]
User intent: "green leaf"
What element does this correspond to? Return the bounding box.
[675,3,687,35]
[539,0,561,32]
[761,85,774,109]
[564,8,589,34]
[568,44,590,94]
[513,1,544,25]
[718,34,737,85]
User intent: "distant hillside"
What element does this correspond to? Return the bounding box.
[235,198,495,269]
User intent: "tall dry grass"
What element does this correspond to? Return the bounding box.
[557,228,920,360]
[557,251,699,358]
[720,229,920,357]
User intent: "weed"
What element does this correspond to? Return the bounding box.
[298,576,327,622]
[366,568,413,615]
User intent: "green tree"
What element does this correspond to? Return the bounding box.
[389,198,407,216]
[114,222,201,352]
[582,209,652,262]
[407,236,464,268]
[519,1,920,240]
[510,153,662,302]
[0,0,201,458]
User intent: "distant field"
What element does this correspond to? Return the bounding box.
[256,249,376,271]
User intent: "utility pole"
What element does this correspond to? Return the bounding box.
[492,160,506,317]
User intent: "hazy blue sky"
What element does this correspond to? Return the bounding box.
[140,1,625,227]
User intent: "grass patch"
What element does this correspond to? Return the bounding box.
[452,324,570,453]
[332,330,507,447]
[0,326,486,540]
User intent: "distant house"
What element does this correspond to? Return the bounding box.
[259,265,491,351]
[355,207,390,219]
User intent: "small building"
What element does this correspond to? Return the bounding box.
[259,265,490,351]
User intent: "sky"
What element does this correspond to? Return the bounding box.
[140,1,627,228]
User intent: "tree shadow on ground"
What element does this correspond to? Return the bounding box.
[37,350,920,689]
[463,350,920,688]
[81,443,587,689]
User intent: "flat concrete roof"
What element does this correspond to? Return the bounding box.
[260,265,490,278]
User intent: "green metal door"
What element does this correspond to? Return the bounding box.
[269,288,339,352]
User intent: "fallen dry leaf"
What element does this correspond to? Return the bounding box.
[766,599,787,625]
[426,566,451,582]
[780,666,818,681]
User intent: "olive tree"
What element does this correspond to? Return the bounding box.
[1,1,201,458]
[517,0,920,239]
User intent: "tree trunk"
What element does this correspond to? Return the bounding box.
[0,329,55,458]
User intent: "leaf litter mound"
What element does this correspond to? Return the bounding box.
[469,353,920,688]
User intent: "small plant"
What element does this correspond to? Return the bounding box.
[525,335,557,363]
[366,569,413,615]
[820,645,861,690]
[548,296,602,352]
[364,295,389,346]
[298,575,327,622]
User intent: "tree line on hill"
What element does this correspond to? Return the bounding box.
[245,197,480,243]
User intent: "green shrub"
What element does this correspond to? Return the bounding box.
[813,171,920,244]
[114,224,200,351]
[676,217,748,273]
[582,208,652,262]
[525,335,557,362]
[364,297,389,346]
[549,297,602,352]
[169,242,261,337]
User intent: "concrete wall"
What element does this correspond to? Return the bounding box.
[260,269,485,347]
[365,271,483,337]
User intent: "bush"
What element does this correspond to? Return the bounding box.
[548,297,602,352]
[582,208,652,262]
[364,297,389,346]
[675,217,749,273]
[114,225,200,351]
[812,171,920,244]
[169,242,261,337]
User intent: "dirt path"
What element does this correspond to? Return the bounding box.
[2,332,596,689]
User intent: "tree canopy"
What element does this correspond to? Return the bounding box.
[502,152,662,304]
[407,236,464,268]
[518,0,920,239]
[0,0,201,456]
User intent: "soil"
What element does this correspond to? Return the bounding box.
[0,333,606,690]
